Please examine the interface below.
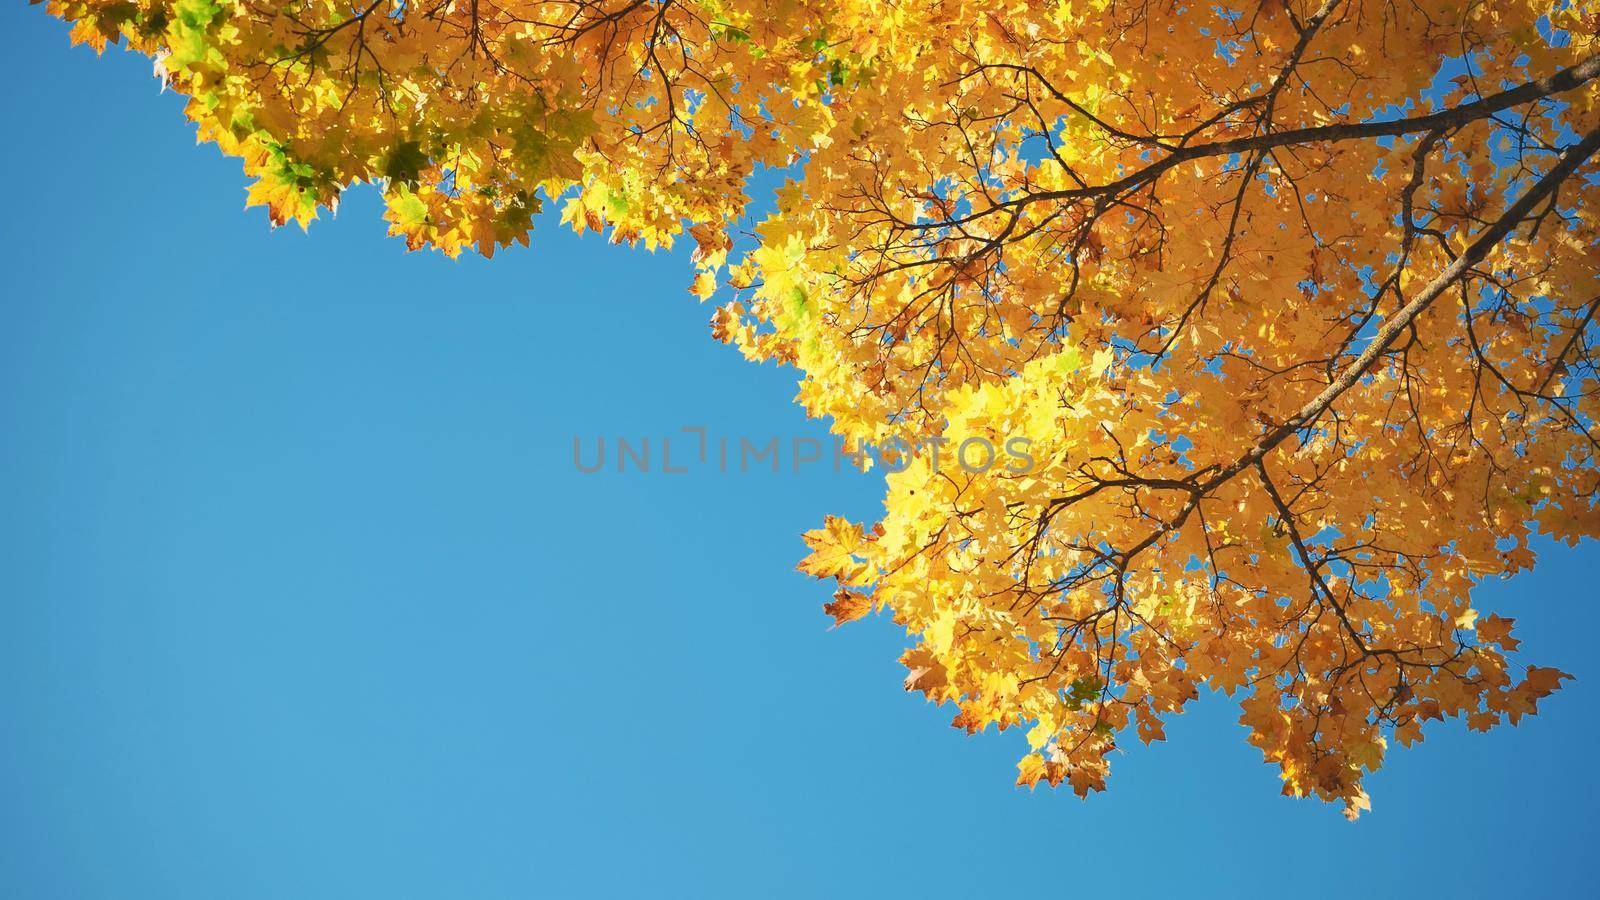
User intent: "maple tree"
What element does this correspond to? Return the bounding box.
[38,0,1600,817]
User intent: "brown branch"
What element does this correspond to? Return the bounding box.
[920,53,1600,231]
[1204,124,1600,491]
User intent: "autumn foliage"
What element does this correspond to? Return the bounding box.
[39,0,1600,817]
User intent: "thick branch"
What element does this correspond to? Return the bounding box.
[1203,124,1600,491]
[923,54,1600,231]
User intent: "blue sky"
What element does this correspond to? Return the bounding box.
[3,8,1597,898]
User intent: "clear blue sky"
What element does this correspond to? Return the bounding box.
[3,8,1596,898]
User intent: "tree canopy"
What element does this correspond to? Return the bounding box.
[41,0,1600,817]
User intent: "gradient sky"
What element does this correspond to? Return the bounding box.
[3,8,1597,898]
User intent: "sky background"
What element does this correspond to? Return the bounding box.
[3,7,1597,898]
